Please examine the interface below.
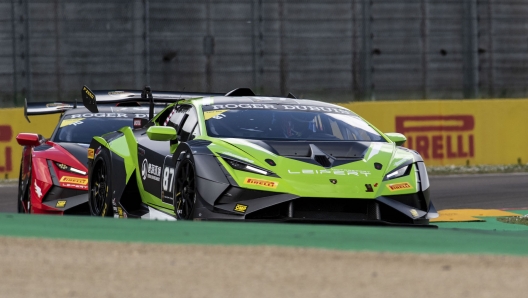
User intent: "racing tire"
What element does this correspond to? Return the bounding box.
[174,157,197,220]
[17,164,30,213]
[89,151,113,217]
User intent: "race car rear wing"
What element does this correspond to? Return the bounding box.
[82,85,223,120]
[23,98,77,123]
[81,85,281,120]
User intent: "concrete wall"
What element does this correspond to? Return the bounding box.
[1,0,528,106]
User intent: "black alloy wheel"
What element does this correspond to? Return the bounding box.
[90,160,108,216]
[174,159,196,220]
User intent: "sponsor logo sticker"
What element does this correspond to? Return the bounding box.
[410,209,419,218]
[234,204,248,213]
[34,180,42,198]
[108,91,135,97]
[133,119,142,128]
[387,182,413,192]
[287,169,371,177]
[204,110,228,120]
[56,200,66,208]
[60,118,84,128]
[60,176,88,185]
[83,86,95,99]
[87,148,94,159]
[244,177,278,189]
[46,103,73,109]
[141,158,161,181]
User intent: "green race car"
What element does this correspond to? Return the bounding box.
[83,86,438,226]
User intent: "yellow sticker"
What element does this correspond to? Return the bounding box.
[244,177,278,189]
[117,207,123,218]
[60,118,85,128]
[60,176,88,185]
[87,148,94,159]
[83,86,95,99]
[234,203,248,213]
[410,209,419,218]
[387,182,413,191]
[204,110,227,120]
[56,200,66,208]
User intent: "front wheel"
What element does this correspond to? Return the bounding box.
[89,155,112,217]
[174,158,196,220]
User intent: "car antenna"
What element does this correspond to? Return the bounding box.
[142,86,154,120]
[24,98,30,123]
[178,87,186,104]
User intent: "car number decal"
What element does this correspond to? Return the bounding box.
[161,156,175,205]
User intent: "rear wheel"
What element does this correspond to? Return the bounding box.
[174,158,196,220]
[89,157,112,217]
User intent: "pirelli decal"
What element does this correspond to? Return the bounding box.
[387,182,413,192]
[244,177,278,189]
[60,176,88,185]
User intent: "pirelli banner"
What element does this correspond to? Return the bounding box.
[341,99,528,166]
[0,108,58,179]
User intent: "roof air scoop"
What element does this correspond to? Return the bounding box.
[286,92,297,99]
[309,144,334,168]
[225,88,256,97]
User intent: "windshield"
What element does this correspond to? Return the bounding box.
[203,107,385,142]
[53,116,134,144]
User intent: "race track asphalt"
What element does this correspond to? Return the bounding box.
[429,172,528,210]
[0,173,526,213]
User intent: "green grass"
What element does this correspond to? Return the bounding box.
[428,164,528,175]
[1,213,528,255]
[497,216,528,226]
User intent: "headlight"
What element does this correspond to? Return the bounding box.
[220,155,278,177]
[54,161,87,175]
[384,164,411,181]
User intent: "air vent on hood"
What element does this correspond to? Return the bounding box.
[244,140,370,158]
[241,140,369,167]
[314,155,331,167]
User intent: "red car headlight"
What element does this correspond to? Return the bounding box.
[54,161,87,175]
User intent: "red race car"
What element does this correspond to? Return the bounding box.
[16,97,156,215]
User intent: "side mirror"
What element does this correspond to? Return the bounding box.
[146,126,177,141]
[16,133,41,147]
[385,133,406,146]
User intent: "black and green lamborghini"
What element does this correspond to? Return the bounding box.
[83,86,438,226]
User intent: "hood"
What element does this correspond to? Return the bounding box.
[209,138,415,198]
[55,142,90,168]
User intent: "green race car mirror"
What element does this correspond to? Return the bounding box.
[146,126,177,141]
[385,133,407,146]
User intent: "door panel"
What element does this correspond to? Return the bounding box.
[137,134,170,201]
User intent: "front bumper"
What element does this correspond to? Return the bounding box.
[194,180,438,226]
